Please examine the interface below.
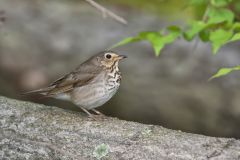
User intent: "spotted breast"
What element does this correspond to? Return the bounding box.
[70,63,121,110]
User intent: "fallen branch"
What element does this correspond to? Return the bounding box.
[84,0,127,25]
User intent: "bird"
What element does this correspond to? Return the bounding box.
[23,51,127,117]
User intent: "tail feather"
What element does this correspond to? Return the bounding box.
[21,87,52,96]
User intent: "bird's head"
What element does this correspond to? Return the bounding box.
[95,51,127,68]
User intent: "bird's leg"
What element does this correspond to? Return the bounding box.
[79,106,93,117]
[79,107,104,121]
[91,109,105,116]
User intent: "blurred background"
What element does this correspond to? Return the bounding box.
[1,0,240,138]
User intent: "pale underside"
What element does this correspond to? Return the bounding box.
[54,71,120,110]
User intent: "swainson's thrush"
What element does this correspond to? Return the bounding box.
[24,51,127,117]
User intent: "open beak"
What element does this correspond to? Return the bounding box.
[118,55,127,60]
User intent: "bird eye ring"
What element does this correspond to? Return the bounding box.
[106,54,112,59]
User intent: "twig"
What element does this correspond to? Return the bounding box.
[84,0,127,25]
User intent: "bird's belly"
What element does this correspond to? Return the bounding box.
[71,82,119,110]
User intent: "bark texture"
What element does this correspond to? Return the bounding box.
[0,96,240,160]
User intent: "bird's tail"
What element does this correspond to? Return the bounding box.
[21,87,52,96]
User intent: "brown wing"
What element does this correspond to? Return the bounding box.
[46,61,103,96]
[46,72,96,96]
[23,60,103,96]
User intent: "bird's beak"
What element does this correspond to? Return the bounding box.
[118,55,127,60]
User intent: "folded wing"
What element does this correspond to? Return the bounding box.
[22,61,102,96]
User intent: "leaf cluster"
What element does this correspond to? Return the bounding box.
[112,0,240,79]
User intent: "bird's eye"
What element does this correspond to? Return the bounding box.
[106,54,112,59]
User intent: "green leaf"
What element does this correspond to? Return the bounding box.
[129,28,181,56]
[210,66,240,80]
[183,21,207,41]
[199,30,210,42]
[167,25,181,33]
[156,28,181,55]
[138,31,162,40]
[209,29,233,54]
[110,31,174,56]
[210,0,232,7]
[151,27,181,56]
[230,33,240,42]
[208,8,234,25]
[164,26,181,43]
[138,31,164,55]
[232,22,240,31]
[189,0,208,6]
[110,37,141,49]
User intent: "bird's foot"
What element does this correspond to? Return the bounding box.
[88,109,107,120]
[79,106,106,120]
[91,109,105,116]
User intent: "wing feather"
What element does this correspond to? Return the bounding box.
[45,62,103,96]
[23,57,103,97]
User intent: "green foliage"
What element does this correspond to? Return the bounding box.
[112,0,240,78]
[210,0,232,7]
[209,29,233,53]
[184,21,207,41]
[112,26,181,56]
[210,66,240,80]
[190,0,208,6]
[207,7,234,24]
